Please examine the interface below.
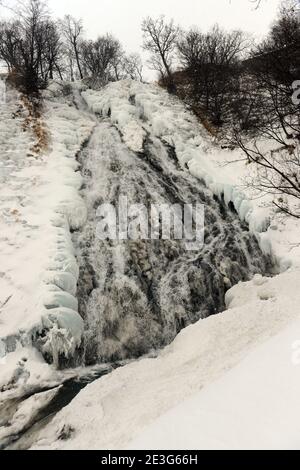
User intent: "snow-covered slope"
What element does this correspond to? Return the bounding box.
[32,268,300,450]
[0,82,94,378]
[127,317,300,450]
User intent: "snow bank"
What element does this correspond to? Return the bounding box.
[31,268,300,450]
[0,83,94,374]
[0,386,61,449]
[0,347,59,397]
[127,317,300,450]
[82,84,146,152]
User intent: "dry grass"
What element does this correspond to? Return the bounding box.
[20,95,50,156]
[7,70,50,156]
[189,104,219,138]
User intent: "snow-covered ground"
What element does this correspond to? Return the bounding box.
[29,268,300,450]
[127,316,300,450]
[1,79,300,450]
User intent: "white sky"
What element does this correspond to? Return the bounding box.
[1,0,282,78]
[47,0,281,48]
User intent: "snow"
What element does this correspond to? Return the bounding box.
[127,318,300,450]
[40,308,84,365]
[0,385,61,449]
[0,347,59,397]
[31,267,300,450]
[82,86,146,152]
[0,81,94,373]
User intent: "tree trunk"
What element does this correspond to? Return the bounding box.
[74,43,83,80]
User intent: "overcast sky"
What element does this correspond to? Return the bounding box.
[46,0,281,47]
[1,0,282,77]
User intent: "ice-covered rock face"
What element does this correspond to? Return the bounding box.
[74,88,274,364]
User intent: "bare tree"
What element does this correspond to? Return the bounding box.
[242,1,300,141]
[81,34,122,87]
[236,135,300,218]
[110,42,125,81]
[0,20,20,73]
[0,1,137,88]
[60,15,84,80]
[0,0,53,93]
[41,19,62,80]
[177,25,249,125]
[123,53,143,82]
[142,16,179,92]
[232,2,300,218]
